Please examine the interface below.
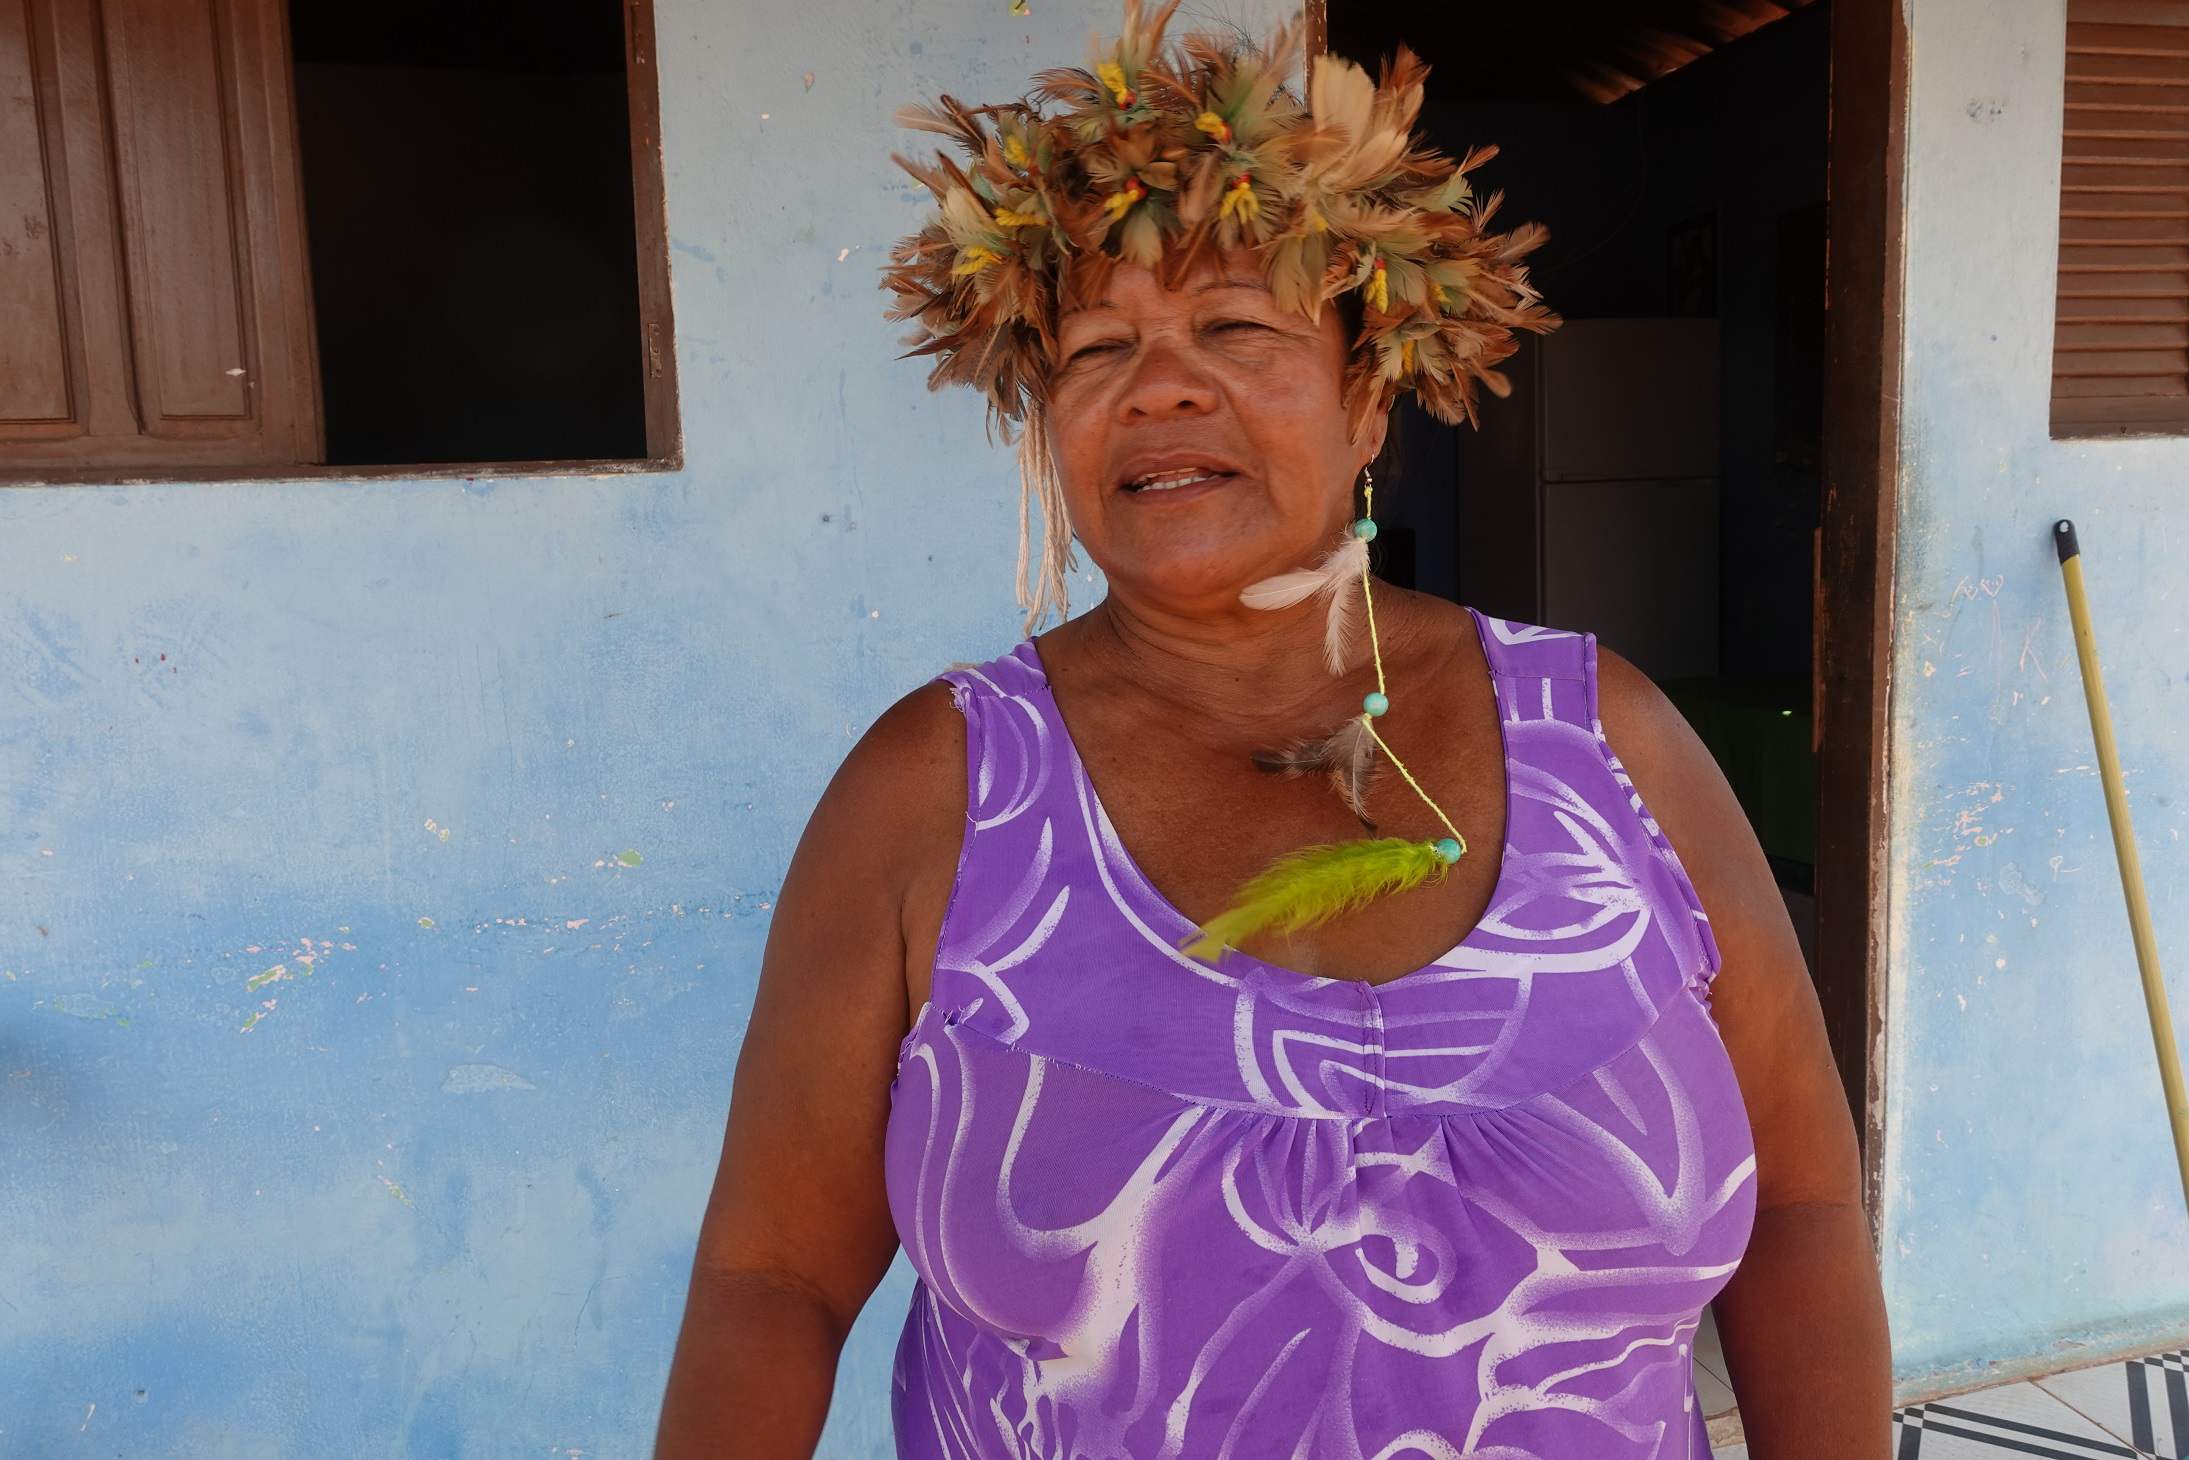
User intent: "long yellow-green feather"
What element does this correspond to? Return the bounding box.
[1183,837,1451,962]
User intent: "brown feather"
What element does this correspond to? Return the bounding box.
[1252,716,1379,828]
[883,6,1561,490]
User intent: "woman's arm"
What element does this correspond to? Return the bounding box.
[655,685,966,1459]
[1597,650,1891,1459]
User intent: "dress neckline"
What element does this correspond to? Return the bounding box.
[1021,606,1524,991]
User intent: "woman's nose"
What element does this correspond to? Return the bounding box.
[1116,338,1217,420]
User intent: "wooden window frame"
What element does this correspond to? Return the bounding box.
[2051,0,2189,439]
[0,0,680,485]
[2,0,324,475]
[619,0,680,471]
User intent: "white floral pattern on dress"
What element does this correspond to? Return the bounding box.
[886,614,1756,1459]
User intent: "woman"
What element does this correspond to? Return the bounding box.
[658,10,1887,1457]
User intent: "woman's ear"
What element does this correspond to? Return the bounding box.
[1358,409,1391,473]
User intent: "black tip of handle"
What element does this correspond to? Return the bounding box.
[2055,519,2081,563]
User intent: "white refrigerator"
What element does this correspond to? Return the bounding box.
[1455,317,1721,681]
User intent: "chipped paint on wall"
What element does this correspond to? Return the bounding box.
[0,0,1275,1452]
[1885,0,2189,1396]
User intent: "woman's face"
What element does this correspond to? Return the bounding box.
[1046,250,1385,615]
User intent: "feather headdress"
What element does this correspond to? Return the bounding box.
[884,1,1558,628]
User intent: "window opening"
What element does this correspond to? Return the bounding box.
[288,0,662,466]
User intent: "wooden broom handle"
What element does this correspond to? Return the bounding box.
[2056,518,2189,1216]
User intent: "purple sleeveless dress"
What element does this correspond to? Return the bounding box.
[885,613,1756,1460]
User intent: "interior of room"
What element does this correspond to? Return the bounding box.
[287,0,650,465]
[1330,0,1829,965]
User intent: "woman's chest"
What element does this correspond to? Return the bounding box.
[1066,681,1512,983]
[884,991,1758,1448]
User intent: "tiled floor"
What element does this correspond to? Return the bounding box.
[1694,1308,1746,1455]
[1696,1322,2189,1458]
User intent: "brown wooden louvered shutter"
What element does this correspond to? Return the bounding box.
[0,0,320,476]
[2055,0,2189,436]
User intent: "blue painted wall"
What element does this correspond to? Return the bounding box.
[0,1,1280,1452]
[25,0,2181,1436]
[1884,0,2189,1395]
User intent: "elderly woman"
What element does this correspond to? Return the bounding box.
[657,9,1887,1458]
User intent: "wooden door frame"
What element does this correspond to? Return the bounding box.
[1816,0,1907,1222]
[1304,0,1909,1221]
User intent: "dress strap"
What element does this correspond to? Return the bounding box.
[926,642,1081,1033]
[1467,609,1597,733]
[1465,608,1724,990]
[935,642,1055,830]
[1467,609,1589,684]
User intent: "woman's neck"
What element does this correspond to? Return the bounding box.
[1043,589,1422,749]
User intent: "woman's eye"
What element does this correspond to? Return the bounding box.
[1066,339,1126,362]
[1208,319,1271,337]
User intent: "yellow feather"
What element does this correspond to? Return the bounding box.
[1184,838,1452,963]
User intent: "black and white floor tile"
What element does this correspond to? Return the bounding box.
[1891,1387,2141,1459]
[1695,1307,1737,1422]
[1697,1340,2189,1458]
[2034,1350,2189,1459]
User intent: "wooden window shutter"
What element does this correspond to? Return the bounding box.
[2055,0,2189,435]
[0,0,319,476]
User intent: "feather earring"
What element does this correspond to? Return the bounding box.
[1190,469,1469,965]
[1239,532,1368,673]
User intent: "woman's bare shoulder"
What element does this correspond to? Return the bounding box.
[1590,643,1787,987]
[849,678,964,775]
[809,680,965,860]
[1591,646,1703,776]
[1593,642,1860,1188]
[1388,586,1490,676]
[1590,644,1760,903]
[761,677,966,1024]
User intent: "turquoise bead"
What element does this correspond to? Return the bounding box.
[1352,517,1378,541]
[1363,692,1389,717]
[1433,837,1463,864]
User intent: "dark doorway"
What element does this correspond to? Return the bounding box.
[1333,2,1828,684]
[288,0,651,465]
[1326,0,1885,1132]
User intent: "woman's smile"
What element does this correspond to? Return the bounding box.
[1125,467,1228,493]
[1118,453,1248,501]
